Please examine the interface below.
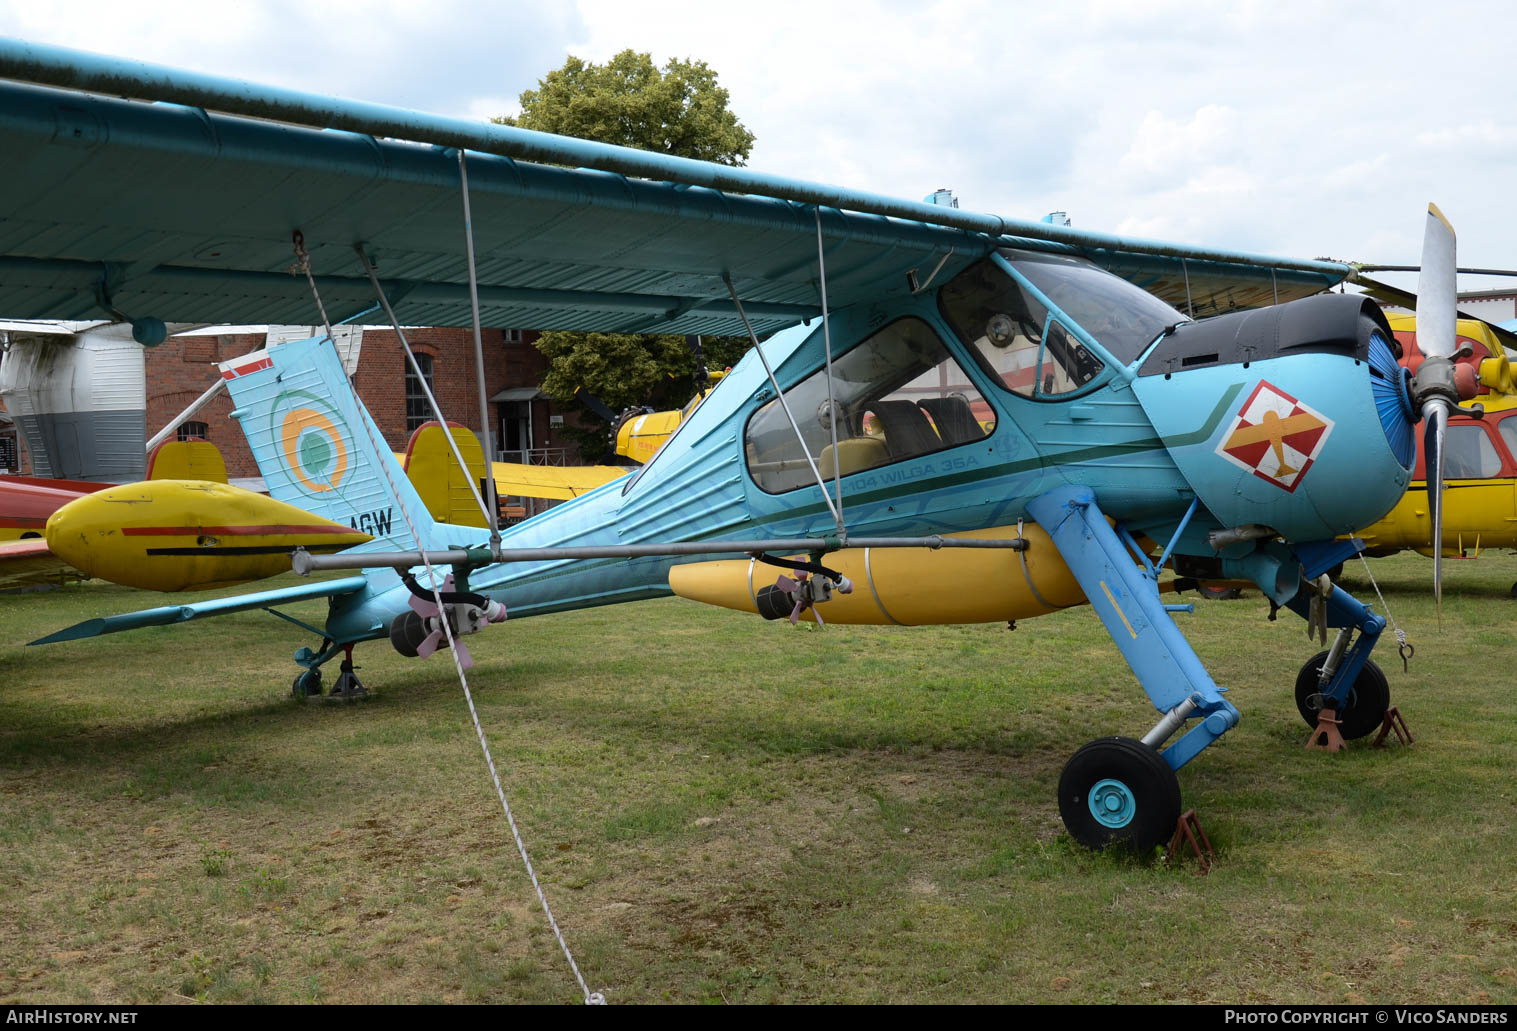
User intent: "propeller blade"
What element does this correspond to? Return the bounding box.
[1417,204,1458,359]
[416,627,444,659]
[1423,399,1449,624]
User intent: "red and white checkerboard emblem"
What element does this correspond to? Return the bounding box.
[1215,381,1333,492]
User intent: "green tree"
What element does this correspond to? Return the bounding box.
[497,51,755,461]
[497,50,754,164]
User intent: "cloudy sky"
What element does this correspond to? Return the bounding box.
[2,0,1514,292]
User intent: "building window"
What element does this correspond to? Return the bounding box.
[504,329,524,345]
[177,421,209,441]
[405,353,436,432]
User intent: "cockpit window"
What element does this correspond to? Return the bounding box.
[745,317,994,494]
[997,249,1186,364]
[938,257,1105,398]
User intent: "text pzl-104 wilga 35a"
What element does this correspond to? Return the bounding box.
[1,38,1481,851]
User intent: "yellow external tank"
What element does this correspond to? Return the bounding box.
[669,524,1095,625]
[46,480,373,592]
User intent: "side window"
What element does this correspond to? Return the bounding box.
[940,258,1105,399]
[745,318,994,494]
[1445,424,1501,478]
[405,353,436,433]
[1497,415,1517,468]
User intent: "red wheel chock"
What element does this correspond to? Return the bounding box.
[1373,706,1413,748]
[1305,708,1346,752]
[1164,809,1216,874]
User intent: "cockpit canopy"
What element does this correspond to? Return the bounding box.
[939,249,1187,399]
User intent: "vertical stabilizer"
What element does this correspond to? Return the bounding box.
[220,335,439,551]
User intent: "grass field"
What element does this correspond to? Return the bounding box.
[2,553,1516,1005]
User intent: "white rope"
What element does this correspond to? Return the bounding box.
[1355,552,1413,670]
[302,244,604,1005]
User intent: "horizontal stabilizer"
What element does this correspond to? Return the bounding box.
[29,575,370,645]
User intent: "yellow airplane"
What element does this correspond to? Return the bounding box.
[398,421,627,528]
[612,370,728,464]
[1354,314,1517,572]
[1,439,341,591]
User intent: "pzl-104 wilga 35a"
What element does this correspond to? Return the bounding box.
[0,39,1479,851]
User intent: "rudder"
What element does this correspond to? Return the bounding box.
[220,336,440,552]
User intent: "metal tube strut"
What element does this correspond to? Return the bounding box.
[354,244,495,529]
[292,535,1028,574]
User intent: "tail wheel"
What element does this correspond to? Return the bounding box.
[1294,651,1389,740]
[292,668,323,698]
[1058,737,1181,852]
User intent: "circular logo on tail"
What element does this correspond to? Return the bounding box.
[270,391,350,495]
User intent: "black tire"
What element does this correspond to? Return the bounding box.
[292,668,323,698]
[1058,737,1182,852]
[1197,583,1243,600]
[1294,651,1389,740]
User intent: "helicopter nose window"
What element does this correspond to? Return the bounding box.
[745,317,994,494]
[1443,424,1502,479]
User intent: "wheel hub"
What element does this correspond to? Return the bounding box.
[1088,778,1136,828]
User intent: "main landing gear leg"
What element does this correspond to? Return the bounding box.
[1026,486,1239,853]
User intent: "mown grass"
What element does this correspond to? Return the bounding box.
[1,554,1515,1004]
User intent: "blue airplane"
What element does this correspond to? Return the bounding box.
[0,39,1470,852]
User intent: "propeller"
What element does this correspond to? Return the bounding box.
[774,568,853,625]
[408,573,477,669]
[774,571,819,625]
[1408,204,1468,623]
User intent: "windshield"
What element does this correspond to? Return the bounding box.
[997,248,1186,364]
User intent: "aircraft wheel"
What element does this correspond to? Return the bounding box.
[1509,581,1517,599]
[292,668,323,698]
[1294,651,1389,740]
[1058,737,1181,852]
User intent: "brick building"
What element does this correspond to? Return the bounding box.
[145,326,586,482]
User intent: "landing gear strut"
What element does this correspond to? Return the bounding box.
[1058,737,1182,852]
[330,648,367,699]
[290,643,366,699]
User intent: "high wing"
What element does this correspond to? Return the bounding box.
[0,39,1352,338]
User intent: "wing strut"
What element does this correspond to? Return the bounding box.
[724,275,846,535]
[457,150,502,550]
[815,208,844,537]
[353,244,496,531]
